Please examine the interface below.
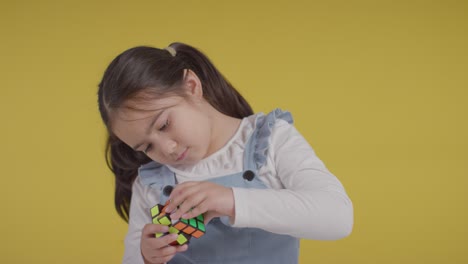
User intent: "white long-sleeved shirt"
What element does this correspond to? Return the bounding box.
[122,113,353,263]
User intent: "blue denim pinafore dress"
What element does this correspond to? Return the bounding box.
[139,109,300,264]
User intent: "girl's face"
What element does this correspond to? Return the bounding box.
[112,95,214,166]
[111,71,215,166]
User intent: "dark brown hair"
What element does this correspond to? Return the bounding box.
[97,42,253,222]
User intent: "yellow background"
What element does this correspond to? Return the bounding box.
[1,0,467,263]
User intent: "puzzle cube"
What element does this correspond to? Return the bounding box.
[150,202,206,246]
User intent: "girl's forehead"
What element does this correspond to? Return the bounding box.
[110,96,184,141]
[115,95,184,120]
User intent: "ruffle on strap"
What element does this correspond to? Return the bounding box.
[253,108,293,169]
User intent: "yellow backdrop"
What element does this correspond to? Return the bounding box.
[1,0,467,263]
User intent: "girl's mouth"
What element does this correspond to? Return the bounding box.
[176,148,188,161]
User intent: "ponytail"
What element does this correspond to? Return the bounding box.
[168,42,253,118]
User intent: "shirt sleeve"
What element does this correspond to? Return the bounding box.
[231,120,354,240]
[122,177,154,264]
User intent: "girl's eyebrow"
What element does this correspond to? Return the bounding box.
[132,109,165,151]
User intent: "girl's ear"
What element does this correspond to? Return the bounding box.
[183,69,203,99]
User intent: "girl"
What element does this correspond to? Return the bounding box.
[97,42,353,264]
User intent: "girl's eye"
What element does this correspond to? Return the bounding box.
[159,120,169,131]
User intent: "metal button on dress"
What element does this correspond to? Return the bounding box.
[242,170,255,181]
[163,185,173,196]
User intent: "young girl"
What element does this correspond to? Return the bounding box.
[97,42,353,264]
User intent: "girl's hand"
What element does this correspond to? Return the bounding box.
[164,181,235,224]
[141,224,188,264]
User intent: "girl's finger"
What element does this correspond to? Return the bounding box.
[180,198,208,220]
[157,244,178,257]
[168,181,198,200]
[166,183,203,213]
[156,233,180,248]
[144,233,179,250]
[142,224,169,237]
[175,244,189,252]
[171,193,206,220]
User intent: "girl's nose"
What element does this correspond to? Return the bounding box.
[163,139,177,155]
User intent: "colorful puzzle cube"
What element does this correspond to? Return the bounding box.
[150,202,206,246]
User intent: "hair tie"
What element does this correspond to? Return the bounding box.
[164,46,177,57]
